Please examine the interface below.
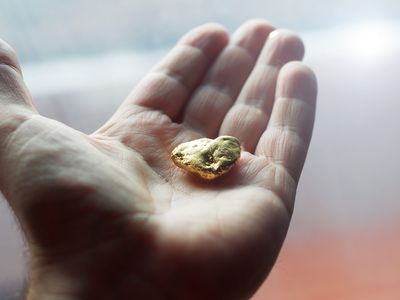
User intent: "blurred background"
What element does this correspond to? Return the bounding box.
[1,0,400,299]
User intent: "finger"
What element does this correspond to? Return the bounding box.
[0,39,35,107]
[105,24,229,124]
[0,39,37,147]
[219,30,305,152]
[255,62,317,182]
[182,20,275,137]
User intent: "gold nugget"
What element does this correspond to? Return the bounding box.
[171,136,241,180]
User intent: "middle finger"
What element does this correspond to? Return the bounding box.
[182,20,275,137]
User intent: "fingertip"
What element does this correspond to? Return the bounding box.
[231,19,276,58]
[240,18,274,27]
[194,22,229,40]
[263,30,305,67]
[232,19,275,41]
[179,23,229,57]
[277,61,317,104]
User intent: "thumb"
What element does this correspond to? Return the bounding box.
[0,39,38,140]
[0,39,39,191]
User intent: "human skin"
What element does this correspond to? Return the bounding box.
[0,19,317,300]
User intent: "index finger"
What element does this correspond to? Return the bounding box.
[101,23,229,127]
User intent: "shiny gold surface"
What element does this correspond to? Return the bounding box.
[171,136,241,180]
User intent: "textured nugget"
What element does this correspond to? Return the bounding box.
[171,136,241,180]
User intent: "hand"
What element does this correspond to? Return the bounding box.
[0,19,317,300]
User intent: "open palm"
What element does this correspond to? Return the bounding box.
[0,20,316,300]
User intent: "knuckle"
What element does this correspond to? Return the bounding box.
[0,39,20,71]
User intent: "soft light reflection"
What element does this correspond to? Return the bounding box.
[302,19,400,64]
[350,21,397,60]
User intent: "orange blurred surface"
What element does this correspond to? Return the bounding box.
[252,227,400,300]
